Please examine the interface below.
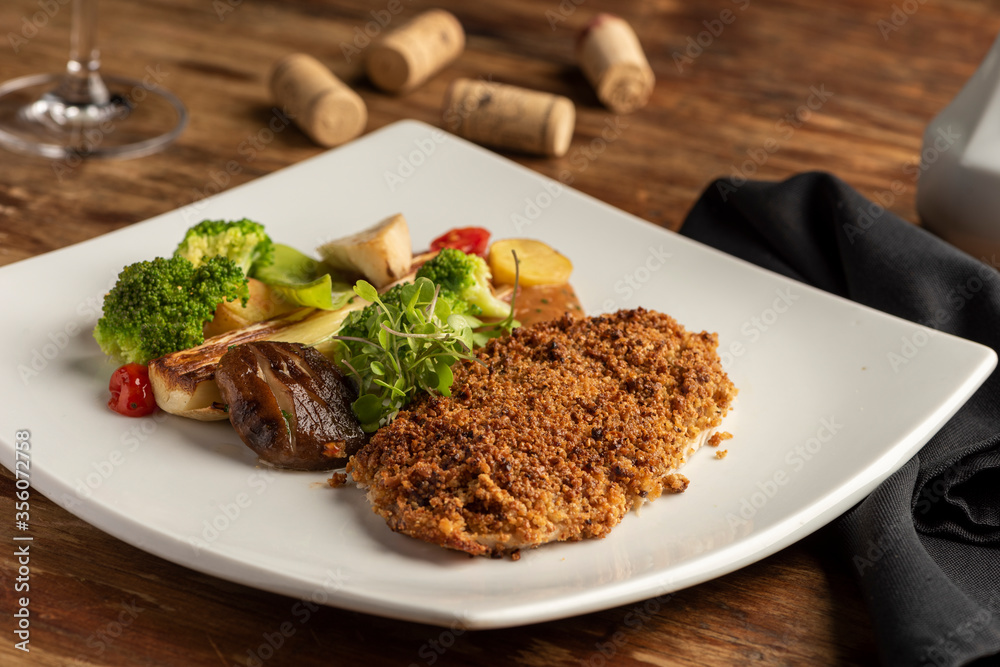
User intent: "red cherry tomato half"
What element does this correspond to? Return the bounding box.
[107,363,158,417]
[430,227,491,257]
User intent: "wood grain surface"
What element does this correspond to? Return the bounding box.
[2,0,999,665]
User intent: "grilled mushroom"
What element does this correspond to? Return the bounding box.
[216,341,365,470]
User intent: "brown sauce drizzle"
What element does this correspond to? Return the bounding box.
[512,283,584,327]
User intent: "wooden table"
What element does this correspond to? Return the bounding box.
[2,0,998,664]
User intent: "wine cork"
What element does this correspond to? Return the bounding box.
[269,53,367,147]
[366,9,465,94]
[577,14,655,114]
[442,79,575,157]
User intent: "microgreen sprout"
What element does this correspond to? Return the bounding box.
[329,251,520,432]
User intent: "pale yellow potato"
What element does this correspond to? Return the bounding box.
[489,239,573,286]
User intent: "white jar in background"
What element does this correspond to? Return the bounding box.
[917,30,1000,262]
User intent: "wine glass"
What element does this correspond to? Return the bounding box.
[0,0,187,160]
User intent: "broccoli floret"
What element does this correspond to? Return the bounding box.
[445,294,483,317]
[174,219,274,275]
[337,282,402,341]
[416,247,511,319]
[338,283,398,341]
[93,256,249,365]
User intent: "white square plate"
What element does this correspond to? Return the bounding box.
[1,120,995,629]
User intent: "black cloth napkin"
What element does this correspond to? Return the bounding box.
[679,172,1000,667]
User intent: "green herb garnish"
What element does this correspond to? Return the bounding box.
[330,253,518,432]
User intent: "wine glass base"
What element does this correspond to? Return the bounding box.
[0,72,187,160]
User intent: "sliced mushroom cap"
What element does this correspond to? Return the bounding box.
[216,341,366,470]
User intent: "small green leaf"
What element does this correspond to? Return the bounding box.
[373,377,393,391]
[421,366,437,390]
[435,362,454,396]
[447,313,474,330]
[252,243,320,283]
[416,277,437,303]
[352,394,383,424]
[253,244,353,310]
[413,321,436,336]
[433,298,452,320]
[354,280,379,302]
[370,360,385,376]
[399,282,418,308]
[268,274,348,310]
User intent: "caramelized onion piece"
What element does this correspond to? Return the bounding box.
[216,341,365,470]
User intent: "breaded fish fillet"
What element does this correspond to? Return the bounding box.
[347,308,737,558]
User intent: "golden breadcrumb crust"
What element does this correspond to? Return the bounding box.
[347,308,738,558]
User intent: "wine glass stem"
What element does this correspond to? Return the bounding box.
[57,0,109,106]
